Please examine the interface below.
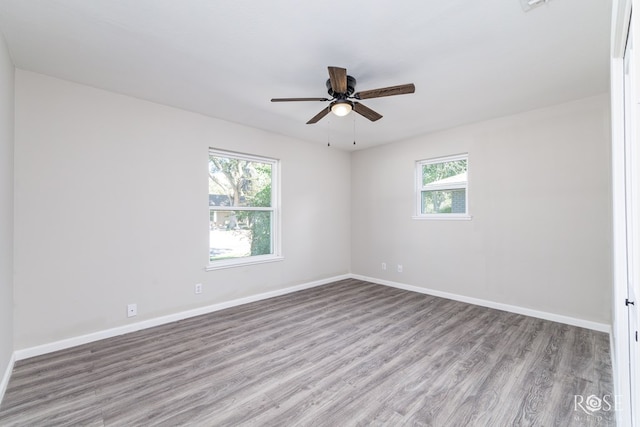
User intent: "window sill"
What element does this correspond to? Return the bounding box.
[206,255,284,271]
[412,214,472,221]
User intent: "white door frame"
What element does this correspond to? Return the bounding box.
[611,1,638,426]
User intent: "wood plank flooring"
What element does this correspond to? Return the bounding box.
[0,279,614,426]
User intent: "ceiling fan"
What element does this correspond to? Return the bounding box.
[271,66,415,124]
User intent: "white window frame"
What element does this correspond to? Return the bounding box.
[206,148,282,271]
[413,153,471,221]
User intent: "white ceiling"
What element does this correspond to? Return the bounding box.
[0,0,612,150]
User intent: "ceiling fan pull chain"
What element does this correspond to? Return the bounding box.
[353,115,356,145]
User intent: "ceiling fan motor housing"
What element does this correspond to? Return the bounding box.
[326,75,357,98]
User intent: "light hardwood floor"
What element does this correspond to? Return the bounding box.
[0,279,614,426]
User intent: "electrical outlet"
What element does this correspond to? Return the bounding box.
[381,262,387,271]
[195,283,203,294]
[397,264,403,273]
[127,303,137,318]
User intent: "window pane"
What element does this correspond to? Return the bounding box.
[209,155,272,207]
[209,210,272,260]
[422,159,467,186]
[422,189,466,214]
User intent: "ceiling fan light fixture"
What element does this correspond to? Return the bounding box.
[331,101,353,117]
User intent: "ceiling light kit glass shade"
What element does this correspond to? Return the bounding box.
[331,101,353,117]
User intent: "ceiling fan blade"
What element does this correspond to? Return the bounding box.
[328,66,348,93]
[353,102,383,122]
[271,97,329,102]
[354,83,415,100]
[306,107,330,124]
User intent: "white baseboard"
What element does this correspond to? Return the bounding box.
[14,274,350,361]
[351,274,611,333]
[13,272,611,363]
[0,352,15,405]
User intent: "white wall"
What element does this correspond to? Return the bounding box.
[13,70,351,350]
[0,30,14,393]
[351,94,612,324]
[11,68,612,351]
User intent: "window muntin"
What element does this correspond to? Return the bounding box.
[208,149,280,269]
[415,154,470,219]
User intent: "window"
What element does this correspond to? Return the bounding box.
[207,149,281,269]
[414,153,470,220]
